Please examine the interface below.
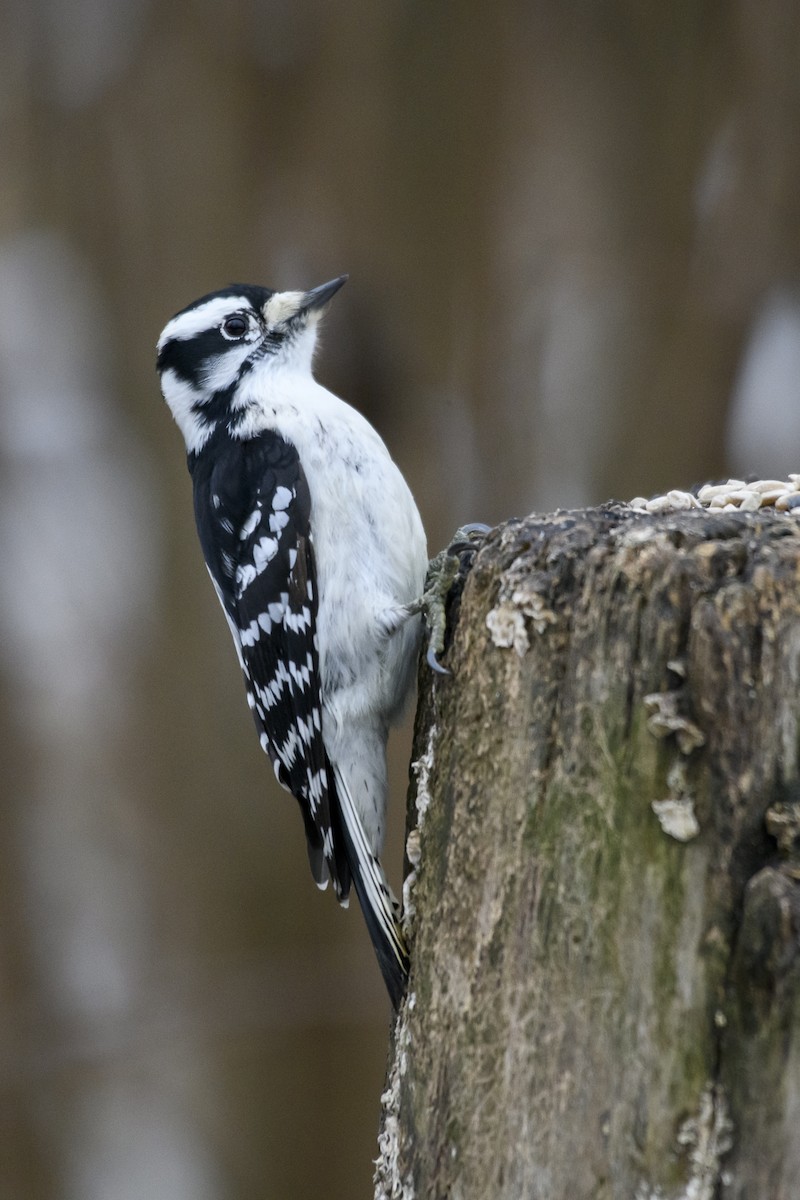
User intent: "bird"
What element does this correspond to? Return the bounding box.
[156,275,428,1006]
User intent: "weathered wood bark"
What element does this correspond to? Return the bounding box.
[375,506,800,1200]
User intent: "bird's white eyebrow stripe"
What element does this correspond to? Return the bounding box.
[157,296,254,350]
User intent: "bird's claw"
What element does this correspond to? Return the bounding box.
[426,641,451,675]
[422,523,492,674]
[457,522,492,537]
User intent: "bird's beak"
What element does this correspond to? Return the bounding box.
[300,275,348,314]
[262,276,348,328]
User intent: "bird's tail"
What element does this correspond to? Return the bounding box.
[332,766,409,1009]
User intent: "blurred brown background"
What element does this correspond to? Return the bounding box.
[2,2,800,1198]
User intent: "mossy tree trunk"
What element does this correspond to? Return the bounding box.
[375,506,800,1200]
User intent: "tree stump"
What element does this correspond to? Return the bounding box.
[375,505,800,1200]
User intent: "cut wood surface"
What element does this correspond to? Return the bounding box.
[375,505,800,1200]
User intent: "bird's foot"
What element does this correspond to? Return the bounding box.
[422,523,492,674]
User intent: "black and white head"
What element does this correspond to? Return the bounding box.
[156,276,347,455]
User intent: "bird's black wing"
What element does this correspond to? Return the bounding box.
[191,429,350,898]
[191,428,409,1006]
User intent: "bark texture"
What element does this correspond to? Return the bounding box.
[375,505,800,1200]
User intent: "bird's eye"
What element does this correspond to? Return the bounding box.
[221,315,249,340]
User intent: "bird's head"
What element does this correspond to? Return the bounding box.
[156,275,347,454]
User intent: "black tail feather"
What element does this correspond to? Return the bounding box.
[330,770,409,1009]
